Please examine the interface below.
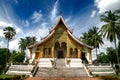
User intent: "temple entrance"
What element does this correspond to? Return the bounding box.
[81,52,88,63]
[57,51,64,58]
[54,42,66,58]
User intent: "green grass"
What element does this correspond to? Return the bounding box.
[93,74,120,80]
[0,74,29,80]
[0,74,14,79]
[115,73,120,79]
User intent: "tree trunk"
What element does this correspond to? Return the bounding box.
[96,48,98,59]
[6,39,9,62]
[114,38,120,65]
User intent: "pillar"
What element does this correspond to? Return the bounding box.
[41,46,44,58]
[78,47,81,58]
[51,46,54,57]
[29,48,32,59]
[88,49,92,64]
[66,36,69,58]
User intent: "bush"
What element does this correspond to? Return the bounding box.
[0,48,8,74]
[9,50,25,63]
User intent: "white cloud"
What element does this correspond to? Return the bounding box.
[25,22,49,41]
[90,10,96,18]
[0,29,4,37]
[95,0,120,13]
[65,16,71,23]
[51,0,59,21]
[0,21,13,28]
[0,41,4,48]
[9,39,19,51]
[22,20,29,27]
[0,21,13,37]
[31,10,43,23]
[0,21,23,51]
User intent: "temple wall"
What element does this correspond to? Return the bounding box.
[29,19,92,63]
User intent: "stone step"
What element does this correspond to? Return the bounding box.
[35,67,88,77]
[88,65,116,76]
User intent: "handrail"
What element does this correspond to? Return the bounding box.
[31,61,39,77]
[83,63,93,77]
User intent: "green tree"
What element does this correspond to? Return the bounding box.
[18,36,36,51]
[80,27,104,56]
[97,52,109,63]
[3,26,16,49]
[0,48,8,74]
[96,47,117,63]
[3,26,16,63]
[9,50,25,63]
[100,10,120,64]
[88,27,104,56]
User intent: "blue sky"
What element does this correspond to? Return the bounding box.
[0,0,120,59]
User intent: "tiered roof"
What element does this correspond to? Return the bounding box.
[28,16,93,49]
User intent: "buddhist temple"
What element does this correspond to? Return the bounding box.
[28,16,93,65]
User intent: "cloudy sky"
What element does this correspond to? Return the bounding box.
[0,0,120,59]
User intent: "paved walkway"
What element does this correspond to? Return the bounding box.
[25,77,100,80]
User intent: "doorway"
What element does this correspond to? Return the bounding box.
[57,51,64,58]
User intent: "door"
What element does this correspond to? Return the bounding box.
[57,51,64,58]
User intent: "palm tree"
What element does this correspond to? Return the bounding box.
[3,26,16,50]
[80,32,89,44]
[3,26,16,67]
[80,26,104,56]
[88,27,104,56]
[100,10,120,64]
[18,36,36,51]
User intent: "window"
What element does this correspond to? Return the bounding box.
[70,48,73,55]
[48,48,51,54]
[74,48,78,54]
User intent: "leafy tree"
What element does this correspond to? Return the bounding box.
[3,26,16,50]
[18,36,36,51]
[100,10,120,64]
[9,50,25,63]
[80,27,104,56]
[97,52,109,63]
[96,47,119,63]
[3,26,16,64]
[0,48,8,74]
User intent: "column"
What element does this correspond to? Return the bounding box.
[66,36,69,58]
[51,46,54,57]
[88,49,92,64]
[78,47,81,58]
[29,49,32,59]
[41,46,44,58]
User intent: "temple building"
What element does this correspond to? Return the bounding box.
[28,16,93,65]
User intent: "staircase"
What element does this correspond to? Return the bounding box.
[56,59,65,68]
[38,58,54,67]
[6,65,34,76]
[35,59,88,77]
[88,65,116,76]
[65,58,83,68]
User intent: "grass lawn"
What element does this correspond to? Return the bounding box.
[0,74,29,80]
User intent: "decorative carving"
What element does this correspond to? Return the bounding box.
[50,60,55,65]
[66,59,71,64]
